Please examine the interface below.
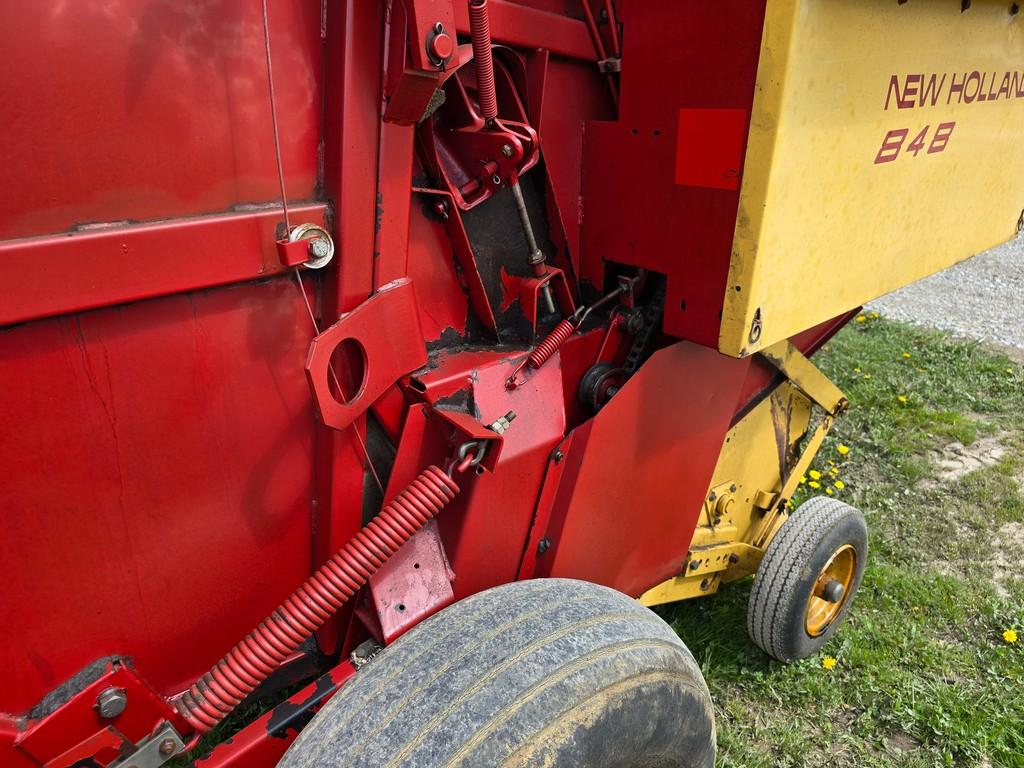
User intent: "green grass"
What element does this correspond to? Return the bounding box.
[659,317,1024,768]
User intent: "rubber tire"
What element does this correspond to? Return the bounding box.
[279,579,715,768]
[747,496,868,662]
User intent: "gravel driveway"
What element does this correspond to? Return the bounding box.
[868,232,1024,352]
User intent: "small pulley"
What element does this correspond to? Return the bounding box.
[276,223,336,269]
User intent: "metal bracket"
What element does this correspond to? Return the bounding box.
[759,340,847,416]
[685,542,762,577]
[108,723,186,768]
[306,279,427,431]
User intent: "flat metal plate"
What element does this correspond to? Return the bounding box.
[720,0,1024,356]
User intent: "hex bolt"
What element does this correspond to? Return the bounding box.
[552,449,564,463]
[728,553,740,564]
[537,538,551,555]
[489,410,517,435]
[433,21,443,33]
[158,739,177,756]
[708,491,717,502]
[308,237,331,260]
[688,559,701,571]
[95,687,127,719]
[729,483,737,493]
[500,144,513,157]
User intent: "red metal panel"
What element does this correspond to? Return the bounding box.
[581,0,768,347]
[0,277,315,713]
[412,349,567,598]
[536,341,751,597]
[675,109,748,191]
[309,0,387,656]
[0,0,322,241]
[0,204,327,327]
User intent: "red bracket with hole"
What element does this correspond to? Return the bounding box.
[357,520,455,644]
[305,279,427,431]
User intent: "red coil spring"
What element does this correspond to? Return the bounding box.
[176,466,459,733]
[468,0,497,120]
[527,318,575,370]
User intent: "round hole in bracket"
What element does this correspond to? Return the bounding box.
[328,338,367,405]
[397,603,406,613]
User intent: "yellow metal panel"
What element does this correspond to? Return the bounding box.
[640,381,815,606]
[720,0,1024,356]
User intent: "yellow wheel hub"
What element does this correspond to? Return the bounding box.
[805,544,857,637]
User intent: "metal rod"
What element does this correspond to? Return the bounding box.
[510,180,543,261]
[509,179,556,314]
[261,0,291,231]
[603,0,621,57]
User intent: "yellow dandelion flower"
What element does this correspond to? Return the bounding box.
[869,311,879,319]
[854,367,862,373]
[837,444,850,456]
[834,480,846,490]
[822,656,837,670]
[808,481,821,489]
[825,487,834,495]
[863,373,872,379]
[855,315,866,324]
[898,395,908,404]
[829,468,839,478]
[1004,629,1018,644]
[902,352,911,358]
[1008,368,1015,375]
[809,469,822,480]
[799,476,807,485]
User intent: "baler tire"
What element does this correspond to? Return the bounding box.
[278,579,716,768]
[746,496,868,663]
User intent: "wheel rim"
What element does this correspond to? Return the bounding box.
[804,544,857,637]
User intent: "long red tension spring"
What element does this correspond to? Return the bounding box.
[527,318,576,369]
[176,466,460,733]
[468,0,498,121]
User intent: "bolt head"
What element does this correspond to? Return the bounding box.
[158,739,177,756]
[553,449,564,463]
[308,237,330,259]
[537,538,551,555]
[501,144,514,157]
[95,687,127,719]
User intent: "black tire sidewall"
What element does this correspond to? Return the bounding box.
[777,510,867,661]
